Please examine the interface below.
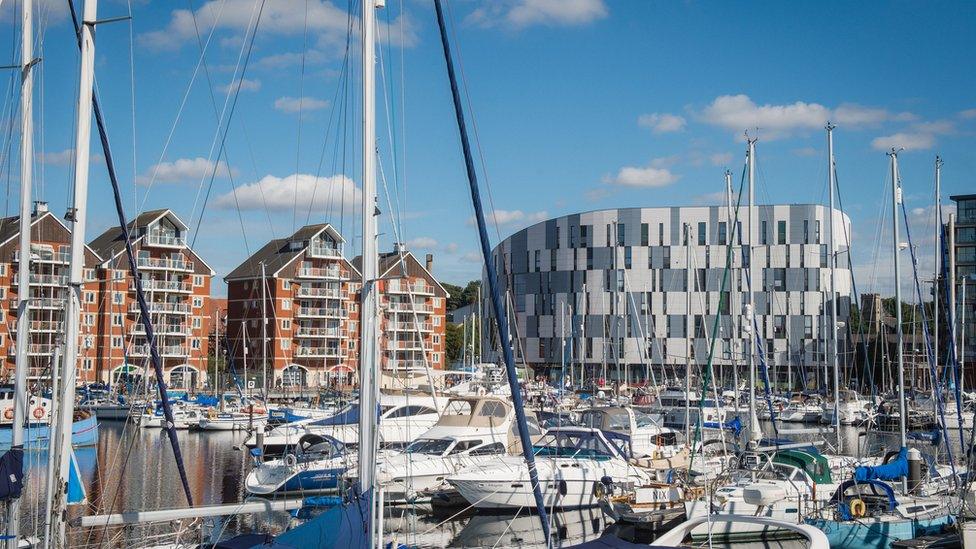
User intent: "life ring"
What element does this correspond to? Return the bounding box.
[849,498,867,518]
[284,454,297,467]
[208,409,217,420]
[3,408,12,420]
[476,386,487,396]
[32,407,44,420]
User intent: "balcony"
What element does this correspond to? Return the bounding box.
[386,280,434,295]
[10,320,62,334]
[307,243,342,259]
[295,346,344,358]
[390,320,433,332]
[295,306,347,319]
[295,326,346,338]
[296,266,344,279]
[385,301,434,314]
[132,323,189,336]
[383,359,428,371]
[144,232,187,248]
[386,339,426,351]
[136,280,192,293]
[130,302,191,315]
[9,298,63,310]
[136,257,194,272]
[130,344,188,357]
[12,274,68,287]
[296,286,342,299]
[13,250,71,264]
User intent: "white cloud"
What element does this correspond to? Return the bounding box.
[709,152,733,166]
[219,78,261,94]
[467,0,607,29]
[638,113,686,134]
[140,1,416,51]
[792,146,818,157]
[959,109,976,119]
[871,132,935,151]
[37,149,74,166]
[698,95,917,140]
[274,96,330,113]
[444,243,459,254]
[693,191,734,205]
[603,164,679,188]
[461,252,483,263]
[214,173,360,212]
[137,157,233,185]
[406,237,438,249]
[913,120,955,135]
[467,209,548,227]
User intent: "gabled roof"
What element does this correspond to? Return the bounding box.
[0,210,103,262]
[224,223,348,281]
[88,209,215,274]
[350,250,449,297]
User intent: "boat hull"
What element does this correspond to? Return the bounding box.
[0,416,99,450]
[807,515,954,548]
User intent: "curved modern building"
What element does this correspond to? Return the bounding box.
[484,205,853,385]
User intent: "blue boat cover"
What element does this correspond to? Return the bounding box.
[214,533,276,548]
[0,446,23,500]
[311,406,360,427]
[907,430,941,445]
[194,395,219,407]
[854,447,907,481]
[67,447,87,504]
[267,491,371,548]
[703,416,742,435]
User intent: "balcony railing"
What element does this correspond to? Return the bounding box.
[132,324,189,336]
[296,266,344,279]
[383,359,428,371]
[386,302,434,314]
[130,344,188,357]
[136,280,192,293]
[390,321,433,332]
[136,257,194,272]
[295,346,344,358]
[144,232,187,248]
[11,320,62,334]
[296,286,342,299]
[386,280,434,295]
[12,274,68,286]
[9,298,63,310]
[130,302,190,314]
[386,340,425,351]
[296,306,347,318]
[307,244,342,258]
[295,327,346,338]
[13,250,71,264]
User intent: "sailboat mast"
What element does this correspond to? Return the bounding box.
[684,223,692,441]
[725,169,740,411]
[827,123,841,451]
[889,150,909,453]
[7,0,34,543]
[747,137,759,445]
[51,0,97,544]
[934,157,942,377]
[260,261,267,398]
[358,1,380,546]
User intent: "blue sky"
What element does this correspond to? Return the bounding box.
[1,0,974,295]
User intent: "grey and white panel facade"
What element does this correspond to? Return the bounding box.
[484,205,853,383]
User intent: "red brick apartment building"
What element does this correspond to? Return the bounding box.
[224,226,449,389]
[352,249,449,375]
[88,210,214,389]
[224,224,361,388]
[0,202,101,381]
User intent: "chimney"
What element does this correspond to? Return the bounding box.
[425,253,433,272]
[32,201,48,215]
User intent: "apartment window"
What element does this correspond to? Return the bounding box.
[84,268,95,281]
[192,317,202,328]
[433,317,441,326]
[85,292,95,303]
[761,220,768,245]
[586,248,594,270]
[282,279,291,290]
[0,264,5,276]
[624,247,632,269]
[815,220,821,244]
[0,288,5,299]
[580,225,589,247]
[112,314,122,326]
[113,269,125,280]
[112,336,122,348]
[539,339,547,359]
[85,314,95,326]
[550,249,556,271]
[432,353,440,363]
[83,358,93,371]
[803,220,810,244]
[281,319,291,330]
[569,226,577,248]
[282,299,291,310]
[641,223,649,246]
[280,339,290,350]
[777,220,787,245]
[192,297,203,308]
[658,223,664,246]
[804,316,813,338]
[697,222,706,246]
[617,223,625,246]
[113,292,124,305]
[555,226,560,249]
[718,222,727,245]
[193,275,204,286]
[432,335,441,344]
[606,224,612,247]
[663,247,671,268]
[534,250,541,272]
[192,339,201,350]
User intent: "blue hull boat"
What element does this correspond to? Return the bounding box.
[807,515,954,548]
[0,415,99,450]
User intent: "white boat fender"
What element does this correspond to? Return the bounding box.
[284,454,297,467]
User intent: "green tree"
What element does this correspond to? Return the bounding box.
[445,322,464,363]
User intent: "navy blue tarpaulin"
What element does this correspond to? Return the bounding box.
[0,446,23,501]
[854,447,908,481]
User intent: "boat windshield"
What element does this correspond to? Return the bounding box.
[633,410,659,428]
[405,438,453,456]
[532,430,617,460]
[442,400,473,416]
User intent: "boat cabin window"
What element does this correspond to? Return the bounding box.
[469,442,506,456]
[405,438,452,455]
[386,405,436,418]
[443,401,473,416]
[513,415,543,437]
[478,401,507,418]
[533,431,616,459]
[448,440,483,455]
[633,410,658,428]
